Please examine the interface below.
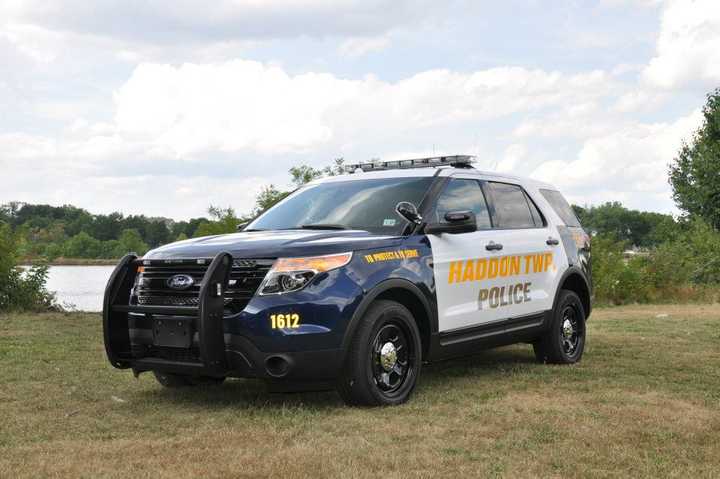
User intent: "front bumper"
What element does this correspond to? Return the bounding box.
[127,318,342,380]
[103,252,349,382]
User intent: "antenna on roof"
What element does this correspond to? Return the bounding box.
[344,155,476,173]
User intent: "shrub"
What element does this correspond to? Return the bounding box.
[0,223,57,312]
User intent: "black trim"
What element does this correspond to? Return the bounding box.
[553,266,592,318]
[438,312,547,346]
[429,311,552,361]
[103,254,138,369]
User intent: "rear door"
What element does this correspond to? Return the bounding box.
[482,181,562,317]
[429,177,563,333]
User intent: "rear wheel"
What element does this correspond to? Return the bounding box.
[337,300,422,406]
[153,371,226,388]
[533,290,586,364]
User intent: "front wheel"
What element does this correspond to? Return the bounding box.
[337,300,422,406]
[533,290,586,364]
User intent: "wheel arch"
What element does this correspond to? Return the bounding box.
[340,279,436,363]
[554,267,592,319]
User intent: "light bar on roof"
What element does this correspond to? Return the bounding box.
[344,155,476,173]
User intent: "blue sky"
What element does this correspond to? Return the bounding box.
[2,0,718,219]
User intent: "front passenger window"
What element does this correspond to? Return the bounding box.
[433,179,492,229]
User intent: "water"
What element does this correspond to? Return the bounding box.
[42,266,116,312]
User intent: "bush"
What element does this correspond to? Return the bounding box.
[0,223,57,312]
[591,217,720,305]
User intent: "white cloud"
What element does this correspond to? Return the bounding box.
[531,109,702,212]
[0,0,441,43]
[643,0,720,88]
[110,62,616,158]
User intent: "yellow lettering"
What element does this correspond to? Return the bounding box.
[448,261,463,284]
[488,258,499,279]
[510,256,521,276]
[462,260,475,282]
[475,258,487,281]
[499,256,509,277]
[544,252,554,272]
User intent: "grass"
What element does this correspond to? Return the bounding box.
[1,305,719,478]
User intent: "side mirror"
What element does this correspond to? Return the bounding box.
[425,210,477,235]
[395,201,423,224]
[237,221,249,231]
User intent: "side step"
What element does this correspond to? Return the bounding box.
[102,251,233,374]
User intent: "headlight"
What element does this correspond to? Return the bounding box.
[258,252,353,295]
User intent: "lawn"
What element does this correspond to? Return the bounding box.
[1,305,719,478]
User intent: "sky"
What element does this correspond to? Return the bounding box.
[2,0,719,220]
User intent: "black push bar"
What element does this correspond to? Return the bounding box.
[102,251,233,374]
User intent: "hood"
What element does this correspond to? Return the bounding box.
[144,229,403,260]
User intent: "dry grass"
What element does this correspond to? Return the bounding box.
[1,305,719,478]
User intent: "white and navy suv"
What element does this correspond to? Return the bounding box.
[103,155,592,406]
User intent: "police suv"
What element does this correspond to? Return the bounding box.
[103,156,592,406]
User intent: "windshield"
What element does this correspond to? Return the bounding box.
[247,177,434,235]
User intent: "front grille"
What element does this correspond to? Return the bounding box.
[132,258,274,314]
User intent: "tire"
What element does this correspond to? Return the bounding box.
[153,371,226,388]
[533,290,586,364]
[337,300,422,407]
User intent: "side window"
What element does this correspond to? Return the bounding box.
[540,189,581,227]
[433,179,492,229]
[488,182,537,229]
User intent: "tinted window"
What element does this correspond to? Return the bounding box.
[540,189,581,227]
[433,179,492,229]
[488,182,536,229]
[247,177,433,235]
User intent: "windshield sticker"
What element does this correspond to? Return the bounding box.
[383,219,397,227]
[364,249,419,264]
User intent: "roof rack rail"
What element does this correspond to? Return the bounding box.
[344,155,475,173]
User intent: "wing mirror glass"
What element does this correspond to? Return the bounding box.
[425,210,477,235]
[237,221,249,231]
[395,201,423,224]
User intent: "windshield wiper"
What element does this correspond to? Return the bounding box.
[299,223,349,230]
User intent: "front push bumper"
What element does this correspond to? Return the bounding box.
[103,252,342,381]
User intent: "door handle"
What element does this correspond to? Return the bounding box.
[485,242,503,251]
[546,237,560,246]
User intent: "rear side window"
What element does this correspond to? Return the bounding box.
[433,179,492,229]
[488,182,542,229]
[540,189,581,227]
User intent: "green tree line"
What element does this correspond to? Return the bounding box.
[1,88,719,311]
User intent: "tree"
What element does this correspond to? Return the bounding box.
[571,202,677,247]
[253,185,290,216]
[115,229,149,256]
[669,88,720,229]
[63,232,103,258]
[194,206,244,237]
[253,158,346,216]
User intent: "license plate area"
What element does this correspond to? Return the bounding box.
[153,316,193,348]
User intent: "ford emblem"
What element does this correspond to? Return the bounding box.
[167,274,195,290]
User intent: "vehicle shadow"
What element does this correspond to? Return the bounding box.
[137,345,537,410]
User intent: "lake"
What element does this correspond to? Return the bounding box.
[41,265,116,312]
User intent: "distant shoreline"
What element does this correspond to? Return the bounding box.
[22,258,119,267]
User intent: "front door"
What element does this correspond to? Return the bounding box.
[429,178,562,333]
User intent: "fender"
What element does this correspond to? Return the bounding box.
[552,266,592,318]
[338,278,436,365]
